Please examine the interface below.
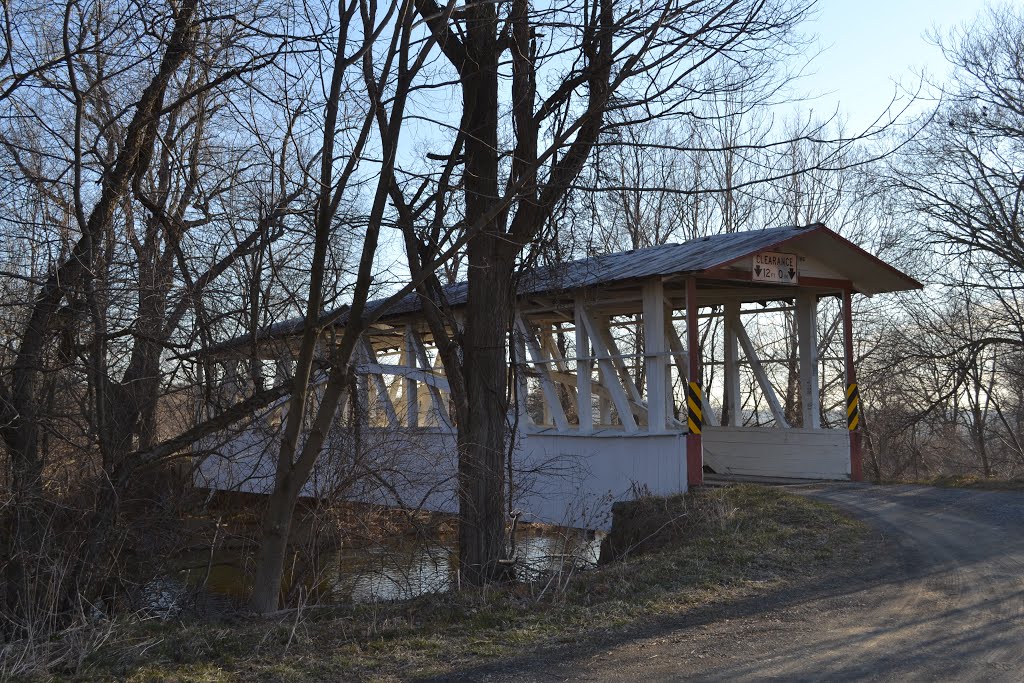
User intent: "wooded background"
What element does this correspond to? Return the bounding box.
[1,0,1022,651]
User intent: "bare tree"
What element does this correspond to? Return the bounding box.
[856,3,1024,482]
[0,0,304,629]
[367,0,819,585]
[246,0,498,611]
[895,4,1024,347]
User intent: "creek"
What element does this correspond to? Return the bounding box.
[168,526,602,608]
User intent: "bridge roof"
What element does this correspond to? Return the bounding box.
[378,222,919,316]
[211,223,920,354]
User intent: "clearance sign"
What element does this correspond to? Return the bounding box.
[752,251,798,284]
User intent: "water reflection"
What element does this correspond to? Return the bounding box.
[336,543,453,602]
[177,527,602,606]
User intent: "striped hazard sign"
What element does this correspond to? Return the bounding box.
[687,381,703,434]
[846,383,860,431]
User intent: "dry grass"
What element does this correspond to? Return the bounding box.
[4,485,866,682]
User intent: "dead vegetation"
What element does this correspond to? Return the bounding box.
[3,485,864,682]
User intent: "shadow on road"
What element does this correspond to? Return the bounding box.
[418,484,1024,682]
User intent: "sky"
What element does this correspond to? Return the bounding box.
[374,2,998,290]
[798,0,991,130]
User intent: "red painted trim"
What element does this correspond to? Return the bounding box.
[850,433,863,482]
[842,288,863,482]
[686,276,703,486]
[800,276,854,290]
[842,288,857,386]
[687,427,704,486]
[697,269,852,291]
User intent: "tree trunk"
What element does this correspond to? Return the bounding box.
[458,252,513,584]
[455,0,508,586]
[972,403,991,478]
[249,476,300,612]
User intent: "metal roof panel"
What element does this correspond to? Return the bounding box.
[208,224,920,354]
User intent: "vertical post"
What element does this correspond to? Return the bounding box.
[643,280,667,434]
[685,277,703,485]
[404,326,418,428]
[843,288,863,481]
[275,358,292,384]
[356,372,369,429]
[575,297,593,434]
[796,291,821,429]
[666,319,675,427]
[274,358,292,421]
[514,326,530,428]
[222,359,241,398]
[723,302,741,427]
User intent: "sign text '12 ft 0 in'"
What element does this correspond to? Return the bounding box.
[752,252,798,284]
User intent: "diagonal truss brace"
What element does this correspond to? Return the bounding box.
[733,314,791,428]
[515,314,570,432]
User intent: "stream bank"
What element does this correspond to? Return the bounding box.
[10,485,867,682]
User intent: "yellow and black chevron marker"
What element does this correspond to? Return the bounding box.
[687,381,703,435]
[846,383,860,431]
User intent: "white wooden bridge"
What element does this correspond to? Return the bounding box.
[195,224,920,528]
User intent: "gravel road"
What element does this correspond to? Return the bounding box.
[432,484,1024,682]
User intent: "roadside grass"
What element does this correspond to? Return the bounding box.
[902,474,1024,491]
[13,485,866,682]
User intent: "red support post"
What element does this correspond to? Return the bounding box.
[686,276,703,486]
[842,288,863,481]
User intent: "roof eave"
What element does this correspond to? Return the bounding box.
[703,223,923,294]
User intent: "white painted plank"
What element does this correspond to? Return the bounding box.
[796,292,821,429]
[403,326,419,428]
[702,426,849,479]
[724,303,741,427]
[574,298,593,434]
[355,363,451,392]
[643,281,668,434]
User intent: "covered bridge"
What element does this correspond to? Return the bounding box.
[197,223,920,528]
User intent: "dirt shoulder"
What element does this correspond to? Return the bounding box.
[427,485,886,683]
[453,484,1024,683]
[23,485,869,682]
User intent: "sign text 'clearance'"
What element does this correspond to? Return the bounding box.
[752,252,798,284]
